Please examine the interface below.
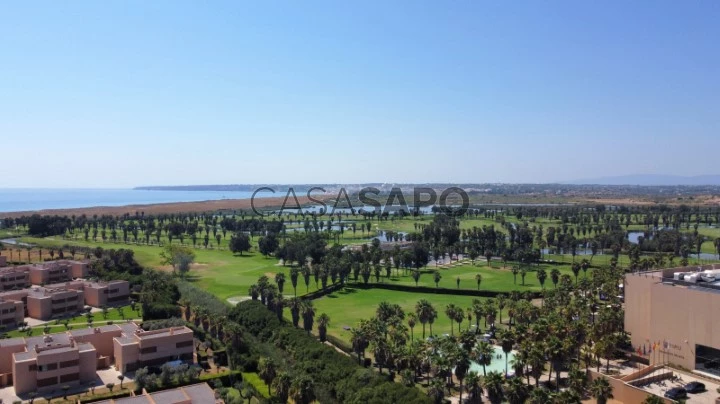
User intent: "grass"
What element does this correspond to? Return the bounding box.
[241,372,271,398]
[298,288,511,344]
[5,305,139,338]
[384,261,584,291]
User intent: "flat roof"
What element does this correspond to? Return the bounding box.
[181,383,217,402]
[149,388,189,403]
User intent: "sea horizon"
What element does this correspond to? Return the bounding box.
[0,188,255,213]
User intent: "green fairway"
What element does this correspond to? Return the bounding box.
[299,288,510,344]
[378,261,581,291]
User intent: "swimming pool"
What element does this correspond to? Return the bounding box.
[469,345,516,376]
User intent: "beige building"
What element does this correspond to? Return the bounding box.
[0,298,24,328]
[0,279,130,322]
[0,267,29,291]
[94,382,221,404]
[65,280,131,307]
[28,260,89,285]
[114,326,195,373]
[625,265,720,379]
[1,322,195,395]
[25,286,85,320]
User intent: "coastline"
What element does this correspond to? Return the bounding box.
[0,196,312,219]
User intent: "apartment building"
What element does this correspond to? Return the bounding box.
[25,286,85,320]
[65,280,131,307]
[0,298,24,328]
[27,260,89,285]
[114,326,195,373]
[2,322,195,395]
[13,333,97,394]
[95,382,220,404]
[0,267,30,291]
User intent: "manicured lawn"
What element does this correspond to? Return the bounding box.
[292,288,511,344]
[241,372,271,398]
[5,305,139,338]
[359,260,583,292]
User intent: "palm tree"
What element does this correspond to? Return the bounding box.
[567,365,586,397]
[445,304,459,335]
[407,313,417,340]
[484,371,505,404]
[272,372,291,402]
[528,386,552,404]
[504,376,529,404]
[433,270,442,288]
[287,297,302,328]
[464,371,483,404]
[274,272,286,294]
[258,357,277,396]
[496,294,507,324]
[536,268,547,290]
[455,349,471,404]
[642,395,665,404]
[498,329,515,376]
[317,313,330,342]
[301,300,315,334]
[550,268,560,288]
[475,273,483,290]
[350,326,369,364]
[475,340,494,376]
[589,376,614,404]
[415,299,435,339]
[289,376,315,404]
[427,377,445,404]
[571,262,581,284]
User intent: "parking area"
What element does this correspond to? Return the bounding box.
[639,370,719,404]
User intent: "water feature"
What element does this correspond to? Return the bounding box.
[627,231,649,244]
[469,346,516,376]
[373,231,409,243]
[0,238,35,247]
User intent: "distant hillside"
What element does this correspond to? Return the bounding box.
[564,174,720,186]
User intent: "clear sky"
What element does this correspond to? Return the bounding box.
[1,1,718,188]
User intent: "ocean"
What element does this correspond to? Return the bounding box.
[0,188,255,213]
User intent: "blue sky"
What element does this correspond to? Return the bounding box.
[0,1,718,187]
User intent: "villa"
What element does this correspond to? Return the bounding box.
[0,322,195,395]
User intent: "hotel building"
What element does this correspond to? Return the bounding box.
[625,264,720,379]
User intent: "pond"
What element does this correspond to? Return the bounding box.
[627,232,648,244]
[541,248,596,256]
[0,238,35,247]
[373,231,409,243]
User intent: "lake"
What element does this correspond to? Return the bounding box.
[0,188,255,213]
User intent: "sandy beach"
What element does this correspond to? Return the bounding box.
[0,196,313,219]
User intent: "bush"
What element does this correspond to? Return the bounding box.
[142,303,181,320]
[229,300,430,403]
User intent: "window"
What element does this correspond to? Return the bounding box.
[37,376,57,387]
[140,346,157,354]
[60,360,79,368]
[176,340,193,348]
[60,373,79,383]
[38,363,58,372]
[109,288,119,294]
[28,364,37,372]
